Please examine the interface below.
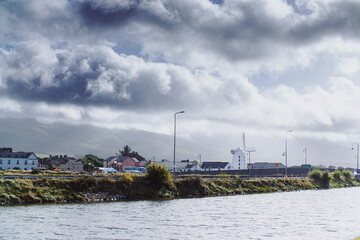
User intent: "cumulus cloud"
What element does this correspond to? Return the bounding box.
[1,40,234,110]
[2,0,360,166]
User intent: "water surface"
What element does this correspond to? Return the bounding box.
[1,187,359,239]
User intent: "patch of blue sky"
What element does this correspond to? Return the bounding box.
[113,45,170,63]
[0,44,14,51]
[209,0,224,5]
[286,0,315,16]
[113,44,142,57]
[248,57,336,92]
[52,41,69,49]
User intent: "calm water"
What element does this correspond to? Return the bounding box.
[1,187,360,240]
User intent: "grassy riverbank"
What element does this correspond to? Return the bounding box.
[0,165,359,205]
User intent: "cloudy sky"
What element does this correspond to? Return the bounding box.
[1,0,360,168]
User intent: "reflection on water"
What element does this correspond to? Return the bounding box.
[1,187,360,239]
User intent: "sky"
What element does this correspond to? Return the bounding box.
[1,0,360,168]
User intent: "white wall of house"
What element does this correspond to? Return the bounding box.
[0,153,38,170]
[202,163,233,171]
[231,147,246,170]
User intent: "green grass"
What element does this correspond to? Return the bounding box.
[1,167,359,205]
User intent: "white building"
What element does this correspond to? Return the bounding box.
[152,159,189,172]
[231,147,246,170]
[201,162,233,171]
[0,150,39,170]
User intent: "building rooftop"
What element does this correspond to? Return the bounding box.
[104,156,117,162]
[201,161,229,169]
[0,152,36,159]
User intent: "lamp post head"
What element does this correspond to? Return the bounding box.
[175,110,185,115]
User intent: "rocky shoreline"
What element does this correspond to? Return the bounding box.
[84,192,127,202]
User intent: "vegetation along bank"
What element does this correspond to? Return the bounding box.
[0,164,359,205]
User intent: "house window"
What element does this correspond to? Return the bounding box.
[8,160,10,164]
[25,160,27,165]
[32,161,35,165]
[0,159,2,164]
[16,160,19,165]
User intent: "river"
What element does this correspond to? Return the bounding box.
[1,187,359,240]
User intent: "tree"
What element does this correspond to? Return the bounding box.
[117,145,145,161]
[81,154,104,171]
[117,145,132,156]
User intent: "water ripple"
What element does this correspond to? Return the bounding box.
[1,188,360,239]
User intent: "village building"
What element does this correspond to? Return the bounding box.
[103,156,145,171]
[59,158,84,172]
[151,159,189,172]
[231,147,247,170]
[0,148,39,170]
[185,161,202,171]
[103,156,118,168]
[201,161,233,171]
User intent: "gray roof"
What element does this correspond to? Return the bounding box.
[104,156,117,162]
[250,162,285,169]
[151,160,189,169]
[0,152,37,159]
[201,161,229,169]
[185,164,193,169]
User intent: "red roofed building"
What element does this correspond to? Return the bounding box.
[104,156,145,171]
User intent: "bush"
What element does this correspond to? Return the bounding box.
[342,169,354,181]
[308,169,321,182]
[121,173,134,185]
[146,163,173,186]
[332,169,341,181]
[321,171,330,187]
[308,170,330,188]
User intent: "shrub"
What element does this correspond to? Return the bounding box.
[332,169,341,182]
[342,169,354,181]
[308,169,322,182]
[308,170,330,188]
[146,163,173,186]
[321,171,330,187]
[121,173,134,185]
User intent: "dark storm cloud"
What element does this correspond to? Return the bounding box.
[77,0,178,32]
[289,1,360,43]
[4,0,360,62]
[78,0,140,27]
[3,0,360,110]
[0,42,201,110]
[71,0,360,62]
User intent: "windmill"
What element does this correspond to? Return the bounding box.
[242,132,256,163]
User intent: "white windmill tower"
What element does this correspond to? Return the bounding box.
[243,132,256,164]
[231,132,256,170]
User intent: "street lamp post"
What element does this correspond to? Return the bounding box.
[173,111,185,180]
[285,130,293,176]
[352,142,359,172]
